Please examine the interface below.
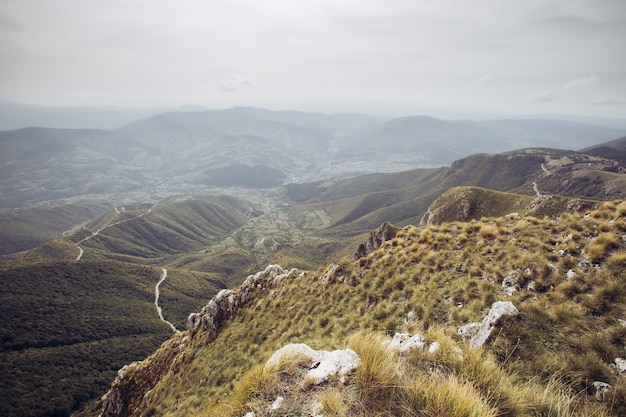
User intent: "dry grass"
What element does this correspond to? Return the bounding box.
[121,199,626,417]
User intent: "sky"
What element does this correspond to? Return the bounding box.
[0,0,625,117]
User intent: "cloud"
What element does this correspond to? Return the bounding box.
[531,91,557,103]
[562,75,598,90]
[478,75,496,84]
[217,75,253,93]
[592,97,625,106]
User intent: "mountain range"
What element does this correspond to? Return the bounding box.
[1,106,624,209]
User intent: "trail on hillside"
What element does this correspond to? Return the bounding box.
[532,182,542,197]
[75,207,152,261]
[154,268,178,332]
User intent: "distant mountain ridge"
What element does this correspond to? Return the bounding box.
[1,106,624,208]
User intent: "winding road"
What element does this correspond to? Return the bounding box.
[75,207,153,261]
[155,268,179,332]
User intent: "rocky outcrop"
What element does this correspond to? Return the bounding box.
[458,301,520,348]
[101,264,301,417]
[187,264,301,336]
[354,221,401,259]
[100,335,185,417]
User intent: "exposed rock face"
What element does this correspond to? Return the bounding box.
[386,333,425,353]
[354,221,401,259]
[458,301,520,348]
[187,264,300,336]
[100,335,185,417]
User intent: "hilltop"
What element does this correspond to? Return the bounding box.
[94,198,626,417]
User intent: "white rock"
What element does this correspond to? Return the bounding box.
[615,358,626,373]
[265,343,361,385]
[387,333,425,353]
[470,301,519,348]
[405,310,417,324]
[428,341,440,354]
[271,396,284,411]
[593,381,612,402]
[244,412,255,417]
[566,269,578,280]
[458,322,482,338]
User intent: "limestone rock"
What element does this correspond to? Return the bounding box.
[271,396,284,411]
[187,264,299,336]
[458,322,481,338]
[387,333,425,353]
[458,301,520,348]
[265,343,361,385]
[593,381,612,402]
[354,222,401,259]
[566,269,578,280]
[502,271,521,295]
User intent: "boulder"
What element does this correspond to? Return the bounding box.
[593,381,612,402]
[386,333,425,353]
[265,343,361,385]
[458,301,520,348]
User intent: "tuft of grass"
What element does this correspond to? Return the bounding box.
[347,332,399,411]
[316,388,350,417]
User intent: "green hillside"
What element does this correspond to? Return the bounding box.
[1,146,625,417]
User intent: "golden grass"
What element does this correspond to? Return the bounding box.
[121,199,626,417]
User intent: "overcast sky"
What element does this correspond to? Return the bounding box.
[1,0,625,117]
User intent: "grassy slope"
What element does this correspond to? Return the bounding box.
[422,186,602,225]
[106,199,626,417]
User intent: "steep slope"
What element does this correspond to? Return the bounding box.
[75,196,250,262]
[95,199,626,417]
